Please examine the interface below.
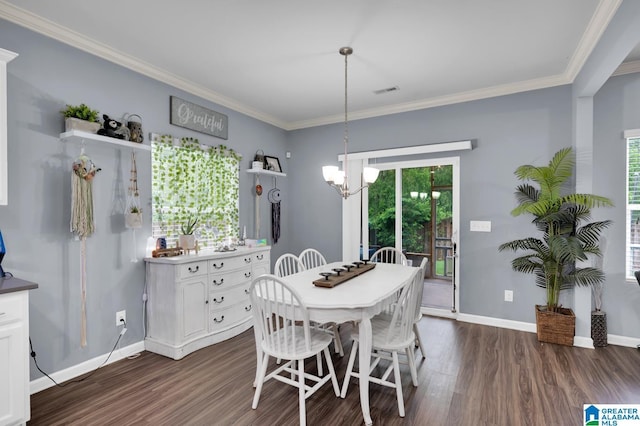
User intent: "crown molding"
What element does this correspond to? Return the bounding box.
[612,59,640,77]
[287,73,570,130]
[563,0,622,82]
[0,1,288,130]
[0,0,621,131]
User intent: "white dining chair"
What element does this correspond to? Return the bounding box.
[340,267,421,418]
[298,248,344,358]
[299,248,327,269]
[250,275,340,426]
[274,253,305,277]
[413,257,428,359]
[370,247,408,265]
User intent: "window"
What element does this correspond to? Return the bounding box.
[151,134,240,249]
[625,131,640,280]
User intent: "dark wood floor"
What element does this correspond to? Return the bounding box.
[28,316,640,426]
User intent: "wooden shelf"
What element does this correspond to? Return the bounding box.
[60,129,151,151]
[246,168,286,177]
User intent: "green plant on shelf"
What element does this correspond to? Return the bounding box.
[61,103,100,122]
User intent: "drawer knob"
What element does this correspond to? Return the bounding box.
[257,254,264,260]
[245,305,252,312]
[212,278,224,286]
[244,257,252,263]
[244,289,250,295]
[212,262,224,270]
[213,316,225,324]
[213,297,225,304]
[188,265,199,273]
[205,300,209,304]
[245,272,252,278]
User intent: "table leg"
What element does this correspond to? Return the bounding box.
[358,315,373,425]
[253,325,262,387]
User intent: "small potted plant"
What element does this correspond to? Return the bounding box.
[125,206,142,229]
[61,103,101,133]
[179,216,198,252]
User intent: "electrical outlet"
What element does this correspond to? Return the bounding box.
[504,290,513,302]
[116,310,126,326]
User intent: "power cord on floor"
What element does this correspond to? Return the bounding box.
[30,319,128,387]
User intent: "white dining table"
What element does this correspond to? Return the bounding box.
[253,261,416,425]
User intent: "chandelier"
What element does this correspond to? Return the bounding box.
[322,47,379,199]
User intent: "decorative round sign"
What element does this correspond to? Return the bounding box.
[255,184,263,196]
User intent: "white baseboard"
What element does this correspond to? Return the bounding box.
[456,313,536,333]
[607,333,640,348]
[455,313,640,350]
[30,340,145,395]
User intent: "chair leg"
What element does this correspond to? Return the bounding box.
[414,323,426,359]
[391,351,405,417]
[317,353,323,376]
[332,324,344,356]
[340,340,359,398]
[323,346,340,396]
[405,346,418,387]
[252,353,270,409]
[298,359,306,426]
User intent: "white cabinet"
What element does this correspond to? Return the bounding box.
[0,291,29,426]
[145,247,270,360]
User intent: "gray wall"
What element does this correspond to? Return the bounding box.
[594,72,640,337]
[3,0,640,382]
[288,86,574,323]
[0,19,289,380]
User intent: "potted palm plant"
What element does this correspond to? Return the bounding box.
[498,147,613,346]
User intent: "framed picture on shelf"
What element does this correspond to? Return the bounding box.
[264,155,282,173]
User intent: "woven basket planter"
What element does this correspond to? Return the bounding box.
[591,311,608,347]
[535,305,575,346]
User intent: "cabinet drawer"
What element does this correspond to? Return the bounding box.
[209,268,252,289]
[209,284,250,307]
[209,255,253,272]
[177,261,208,280]
[210,302,253,332]
[253,251,270,264]
[0,293,25,325]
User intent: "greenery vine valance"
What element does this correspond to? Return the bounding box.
[151,134,240,247]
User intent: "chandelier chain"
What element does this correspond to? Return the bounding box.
[343,48,349,190]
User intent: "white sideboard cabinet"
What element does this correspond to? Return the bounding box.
[144,247,270,360]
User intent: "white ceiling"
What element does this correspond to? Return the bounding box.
[0,0,629,130]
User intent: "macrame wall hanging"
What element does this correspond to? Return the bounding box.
[125,151,142,261]
[70,148,100,347]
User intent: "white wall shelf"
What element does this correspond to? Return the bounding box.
[60,129,151,152]
[246,168,286,177]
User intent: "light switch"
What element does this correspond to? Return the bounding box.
[470,220,491,232]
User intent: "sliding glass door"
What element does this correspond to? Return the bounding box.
[365,158,458,314]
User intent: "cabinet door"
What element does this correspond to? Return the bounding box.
[181,279,208,340]
[0,321,26,425]
[253,262,270,277]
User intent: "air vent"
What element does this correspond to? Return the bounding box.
[373,86,400,95]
